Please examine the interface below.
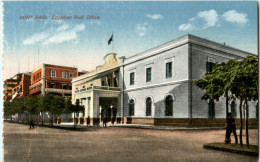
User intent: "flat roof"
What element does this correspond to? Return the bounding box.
[124,34,256,65]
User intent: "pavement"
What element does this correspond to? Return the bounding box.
[58,122,227,130]
[203,143,258,156]
[4,122,258,162]
[6,120,258,132]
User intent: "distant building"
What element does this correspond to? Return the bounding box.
[3,73,23,101]
[78,70,88,76]
[29,64,78,96]
[72,53,121,125]
[11,73,31,100]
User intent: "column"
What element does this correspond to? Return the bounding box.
[117,97,122,124]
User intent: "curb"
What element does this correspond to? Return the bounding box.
[5,121,258,131]
[203,143,259,156]
[110,125,227,131]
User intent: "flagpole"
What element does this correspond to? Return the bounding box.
[112,32,114,53]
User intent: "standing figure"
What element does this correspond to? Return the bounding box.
[29,118,34,129]
[225,113,238,144]
[102,108,107,128]
[87,116,90,126]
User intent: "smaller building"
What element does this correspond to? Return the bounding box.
[3,74,23,101]
[72,53,121,125]
[11,73,31,100]
[29,64,78,96]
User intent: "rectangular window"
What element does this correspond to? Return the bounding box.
[69,73,74,79]
[51,71,56,77]
[51,83,56,88]
[146,67,152,82]
[69,85,72,90]
[101,81,105,86]
[62,72,67,79]
[206,62,214,73]
[166,62,172,78]
[130,72,135,85]
[62,85,67,89]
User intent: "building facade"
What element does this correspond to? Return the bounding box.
[29,64,78,96]
[3,74,23,101]
[72,53,121,125]
[121,34,258,126]
[71,34,258,126]
[11,73,31,100]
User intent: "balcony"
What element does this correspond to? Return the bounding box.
[3,87,13,91]
[80,88,86,92]
[93,86,120,91]
[45,88,72,94]
[75,86,120,93]
[7,82,17,85]
[29,83,42,95]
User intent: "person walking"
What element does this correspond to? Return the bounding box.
[102,108,107,128]
[225,113,238,144]
[29,117,34,129]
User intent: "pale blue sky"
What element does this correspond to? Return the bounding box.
[3,1,258,79]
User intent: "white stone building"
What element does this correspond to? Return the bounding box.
[120,34,258,126]
[72,34,258,126]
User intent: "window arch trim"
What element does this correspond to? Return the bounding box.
[164,93,175,101]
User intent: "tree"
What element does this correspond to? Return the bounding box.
[64,97,73,114]
[194,60,238,117]
[69,99,84,128]
[194,56,258,147]
[4,101,13,121]
[229,56,258,147]
[25,96,39,123]
[49,96,65,126]
[12,98,27,122]
[38,94,54,126]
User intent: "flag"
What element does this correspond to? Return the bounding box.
[108,34,113,45]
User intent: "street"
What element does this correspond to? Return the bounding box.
[4,122,258,162]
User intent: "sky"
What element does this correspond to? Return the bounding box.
[3,1,258,79]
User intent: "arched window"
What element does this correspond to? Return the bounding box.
[231,101,237,118]
[146,97,152,116]
[129,99,135,116]
[165,95,173,116]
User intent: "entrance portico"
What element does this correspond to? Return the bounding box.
[74,86,121,125]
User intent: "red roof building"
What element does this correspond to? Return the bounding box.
[29,64,78,96]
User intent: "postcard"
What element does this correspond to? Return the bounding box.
[2,1,259,161]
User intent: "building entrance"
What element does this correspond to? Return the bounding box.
[99,97,118,123]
